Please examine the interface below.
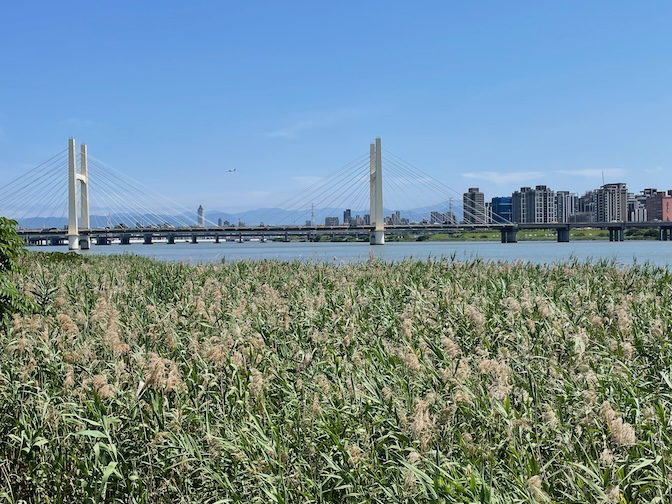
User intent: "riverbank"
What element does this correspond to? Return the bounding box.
[324,228,660,242]
[1,253,670,502]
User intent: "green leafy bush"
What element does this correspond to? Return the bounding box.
[0,217,32,317]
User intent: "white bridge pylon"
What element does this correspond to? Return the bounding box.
[67,138,90,250]
[369,137,384,245]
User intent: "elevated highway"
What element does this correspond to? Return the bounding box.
[19,220,672,248]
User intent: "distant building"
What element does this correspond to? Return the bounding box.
[596,183,627,222]
[511,187,532,223]
[630,188,657,222]
[217,217,223,227]
[628,192,646,222]
[343,209,351,225]
[197,205,205,226]
[491,196,512,223]
[463,187,486,224]
[511,186,555,223]
[430,211,446,224]
[389,210,402,225]
[531,185,556,223]
[555,191,578,223]
[325,216,339,226]
[571,190,597,223]
[645,190,672,221]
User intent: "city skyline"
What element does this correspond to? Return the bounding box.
[1,2,671,212]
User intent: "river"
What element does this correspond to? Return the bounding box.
[27,240,672,266]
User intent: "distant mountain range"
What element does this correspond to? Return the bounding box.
[14,203,462,229]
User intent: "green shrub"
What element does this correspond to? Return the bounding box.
[0,217,32,317]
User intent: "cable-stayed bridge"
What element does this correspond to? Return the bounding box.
[2,138,671,250]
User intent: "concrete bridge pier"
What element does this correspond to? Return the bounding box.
[96,236,110,245]
[215,234,220,244]
[143,234,153,245]
[79,236,91,250]
[557,226,570,243]
[608,226,625,242]
[167,234,175,244]
[120,234,131,245]
[284,232,289,242]
[191,234,198,244]
[660,226,672,241]
[369,230,385,245]
[500,227,518,243]
[238,233,243,243]
[369,138,385,245]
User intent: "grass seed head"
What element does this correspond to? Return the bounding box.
[526,475,549,503]
[610,417,636,446]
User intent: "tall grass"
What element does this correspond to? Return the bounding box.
[1,252,671,502]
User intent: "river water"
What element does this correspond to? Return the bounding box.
[28,240,672,267]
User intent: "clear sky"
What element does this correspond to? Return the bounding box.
[1,1,671,213]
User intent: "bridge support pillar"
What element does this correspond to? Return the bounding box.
[66,139,90,251]
[167,234,175,244]
[238,233,243,243]
[80,236,91,250]
[608,227,624,242]
[557,227,570,243]
[500,227,518,243]
[215,234,220,243]
[660,227,672,241]
[369,138,385,245]
[284,232,289,242]
[96,236,110,245]
[369,230,385,245]
[191,234,198,244]
[144,234,153,245]
[120,234,131,245]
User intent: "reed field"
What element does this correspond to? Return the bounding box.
[1,252,671,503]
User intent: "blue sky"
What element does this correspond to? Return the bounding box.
[1,1,671,214]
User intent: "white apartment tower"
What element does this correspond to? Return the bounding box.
[596,183,627,222]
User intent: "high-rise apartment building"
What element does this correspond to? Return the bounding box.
[645,191,672,221]
[325,216,339,226]
[463,187,486,224]
[511,186,555,223]
[511,187,532,223]
[490,197,512,223]
[596,183,627,222]
[555,191,577,223]
[530,185,556,223]
[343,209,351,225]
[197,205,205,226]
